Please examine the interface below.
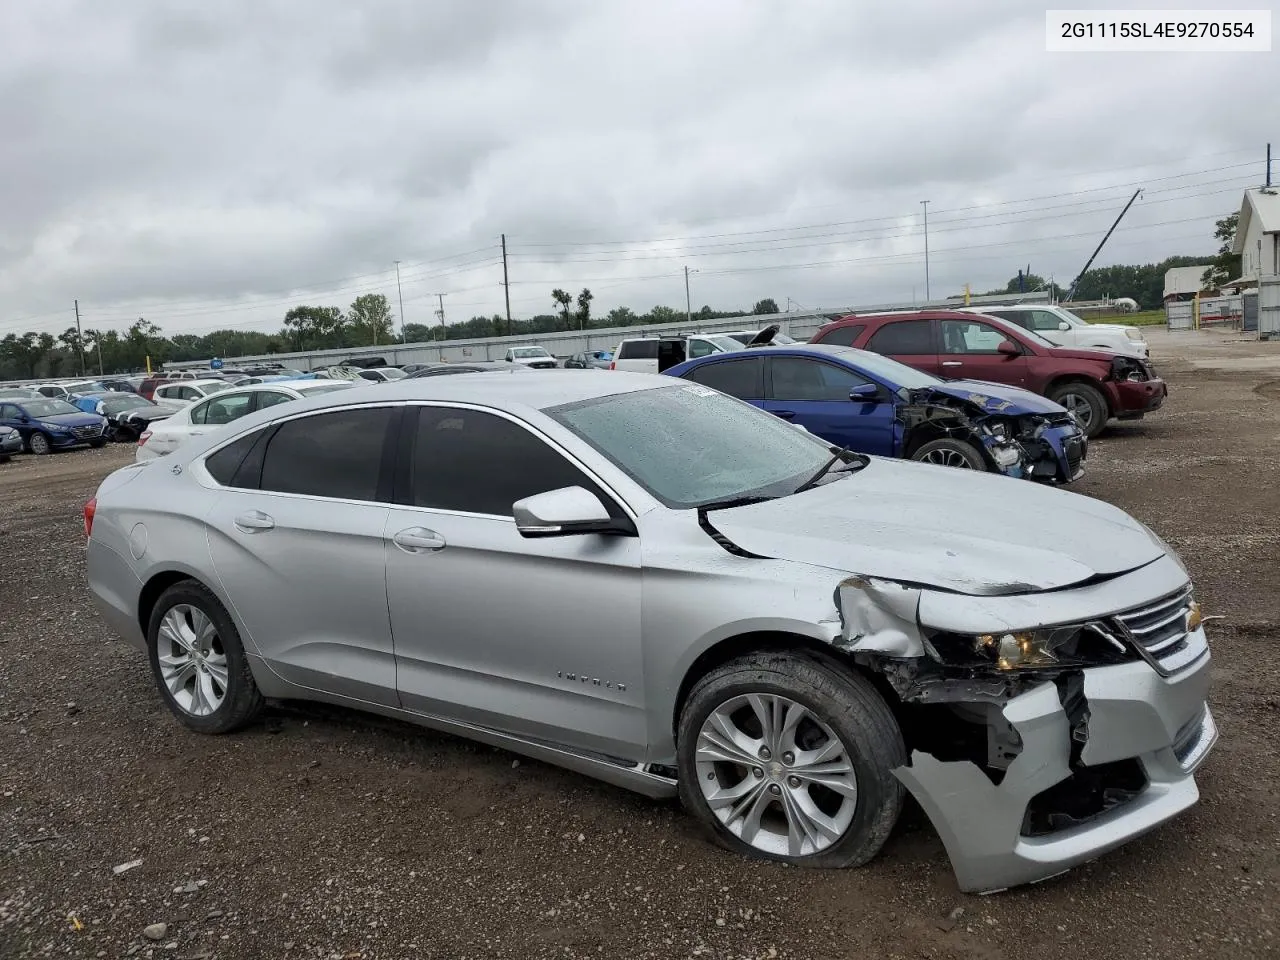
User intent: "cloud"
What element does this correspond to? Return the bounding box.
[0,0,1260,338]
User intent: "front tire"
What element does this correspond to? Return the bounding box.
[146,580,264,734]
[677,651,906,869]
[26,432,51,455]
[910,437,987,470]
[89,438,107,448]
[1047,381,1108,439]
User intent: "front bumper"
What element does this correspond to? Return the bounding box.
[0,432,21,454]
[1111,378,1167,418]
[894,640,1215,893]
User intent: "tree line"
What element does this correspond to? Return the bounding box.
[0,213,1238,380]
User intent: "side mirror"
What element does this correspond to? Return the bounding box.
[514,486,631,538]
[849,383,882,402]
[1058,320,1071,331]
[997,340,1020,357]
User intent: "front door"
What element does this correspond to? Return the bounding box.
[384,404,647,760]
[764,356,896,456]
[203,405,401,707]
[937,318,1030,388]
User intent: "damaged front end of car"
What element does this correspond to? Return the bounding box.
[898,388,1085,484]
[831,567,1216,893]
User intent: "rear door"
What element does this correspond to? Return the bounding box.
[937,318,1030,387]
[764,356,895,455]
[202,405,402,706]
[680,356,766,409]
[863,320,941,375]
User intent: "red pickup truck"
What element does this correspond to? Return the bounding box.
[809,310,1166,438]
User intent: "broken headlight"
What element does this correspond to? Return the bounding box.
[982,421,1010,442]
[925,626,1129,671]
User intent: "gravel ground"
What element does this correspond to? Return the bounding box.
[2,328,1278,960]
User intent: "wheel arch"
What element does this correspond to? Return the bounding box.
[1045,374,1114,417]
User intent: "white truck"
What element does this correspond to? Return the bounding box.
[957,304,1149,358]
[503,346,559,369]
[609,333,748,373]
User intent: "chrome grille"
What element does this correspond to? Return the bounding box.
[1108,584,1206,676]
[72,424,102,438]
[1065,437,1084,477]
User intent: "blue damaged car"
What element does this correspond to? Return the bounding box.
[665,343,1086,483]
[0,397,108,455]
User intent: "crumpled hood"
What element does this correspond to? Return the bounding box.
[709,459,1163,596]
[921,380,1067,417]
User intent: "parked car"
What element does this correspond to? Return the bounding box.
[564,351,613,369]
[73,393,183,442]
[955,304,1149,358]
[356,367,408,383]
[609,334,744,373]
[809,311,1166,438]
[335,356,390,370]
[665,344,1086,483]
[152,379,234,407]
[0,424,21,461]
[504,346,559,369]
[86,371,1214,894]
[136,380,355,461]
[0,397,107,453]
[137,376,171,400]
[406,362,536,378]
[98,378,141,394]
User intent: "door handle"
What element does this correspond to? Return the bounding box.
[392,527,446,553]
[772,410,796,419]
[941,361,963,367]
[189,430,204,436]
[233,511,275,533]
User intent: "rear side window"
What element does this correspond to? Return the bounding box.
[409,407,611,517]
[866,320,934,354]
[813,324,864,347]
[618,340,658,360]
[683,358,764,400]
[205,429,268,488]
[260,407,395,501]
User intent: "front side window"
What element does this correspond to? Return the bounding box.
[769,358,870,401]
[259,407,395,501]
[940,320,1019,355]
[549,383,833,509]
[409,407,606,517]
[1027,310,1067,332]
[684,358,764,400]
[866,320,934,355]
[687,339,717,359]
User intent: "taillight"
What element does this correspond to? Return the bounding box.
[138,430,152,446]
[608,361,616,370]
[83,497,97,539]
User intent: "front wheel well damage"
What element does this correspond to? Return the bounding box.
[671,631,894,740]
[1046,375,1113,416]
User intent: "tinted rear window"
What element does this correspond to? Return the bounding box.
[618,340,659,360]
[866,320,934,354]
[683,358,764,400]
[259,408,394,501]
[813,324,864,347]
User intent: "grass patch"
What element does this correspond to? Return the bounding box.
[1085,310,1165,326]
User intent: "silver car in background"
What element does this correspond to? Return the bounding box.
[84,373,1215,892]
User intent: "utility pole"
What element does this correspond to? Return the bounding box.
[433,293,447,334]
[394,260,406,343]
[501,234,512,337]
[684,265,697,324]
[74,299,86,375]
[1267,142,1272,188]
[920,201,931,302]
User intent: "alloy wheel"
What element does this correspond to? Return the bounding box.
[695,693,858,857]
[1058,393,1094,430]
[920,448,972,468]
[157,604,229,717]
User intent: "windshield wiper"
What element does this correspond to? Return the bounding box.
[697,494,776,513]
[793,447,867,495]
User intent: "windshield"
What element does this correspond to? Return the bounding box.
[102,395,154,413]
[548,383,837,509]
[21,399,80,417]
[1055,308,1086,327]
[65,381,107,394]
[513,347,551,358]
[378,367,407,380]
[839,349,940,389]
[703,335,745,353]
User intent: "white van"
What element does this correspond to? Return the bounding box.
[610,333,744,373]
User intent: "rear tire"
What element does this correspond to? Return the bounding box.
[146,580,264,735]
[26,432,51,456]
[910,437,986,470]
[1047,381,1108,439]
[677,651,906,869]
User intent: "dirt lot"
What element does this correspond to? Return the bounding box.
[2,328,1278,960]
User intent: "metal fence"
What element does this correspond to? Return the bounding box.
[1260,276,1280,341]
[169,291,1053,372]
[1165,302,1195,330]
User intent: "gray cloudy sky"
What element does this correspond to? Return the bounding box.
[0,0,1270,339]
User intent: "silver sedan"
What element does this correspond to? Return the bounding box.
[84,372,1215,892]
